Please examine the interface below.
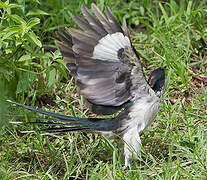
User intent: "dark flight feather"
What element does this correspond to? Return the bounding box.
[81,5,108,36]
[91,4,114,34]
[55,4,148,115]
[105,6,123,33]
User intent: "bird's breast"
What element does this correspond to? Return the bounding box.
[128,95,161,133]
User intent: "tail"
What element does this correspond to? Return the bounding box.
[7,100,118,134]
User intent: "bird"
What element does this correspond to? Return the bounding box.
[8,3,166,169]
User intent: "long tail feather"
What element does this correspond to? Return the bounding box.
[7,100,118,133]
[38,127,90,133]
[7,100,84,121]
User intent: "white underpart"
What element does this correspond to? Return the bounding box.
[130,93,160,132]
[123,91,161,168]
[123,128,141,169]
[93,32,131,61]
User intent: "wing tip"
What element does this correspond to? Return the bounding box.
[81,4,87,12]
[91,3,99,11]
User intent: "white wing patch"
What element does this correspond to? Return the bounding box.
[93,32,131,61]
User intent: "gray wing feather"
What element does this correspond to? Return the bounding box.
[67,28,97,45]
[55,40,76,63]
[105,6,123,33]
[72,40,94,56]
[56,4,148,115]
[75,57,132,106]
[122,18,130,37]
[56,30,73,46]
[73,15,101,40]
[81,5,107,36]
[91,3,114,34]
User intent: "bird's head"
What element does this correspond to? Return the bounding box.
[148,66,166,95]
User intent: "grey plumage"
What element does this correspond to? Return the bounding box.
[105,6,123,33]
[91,4,114,34]
[81,5,108,36]
[9,3,166,169]
[73,15,101,40]
[57,4,145,114]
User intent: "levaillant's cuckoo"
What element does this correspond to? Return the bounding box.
[9,3,166,169]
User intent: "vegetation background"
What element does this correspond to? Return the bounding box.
[0,0,206,179]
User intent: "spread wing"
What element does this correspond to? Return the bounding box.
[55,3,148,115]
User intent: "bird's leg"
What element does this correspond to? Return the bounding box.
[123,127,141,169]
[122,155,131,170]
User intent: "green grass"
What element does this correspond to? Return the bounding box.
[0,0,207,179]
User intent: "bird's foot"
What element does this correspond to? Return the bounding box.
[122,157,131,170]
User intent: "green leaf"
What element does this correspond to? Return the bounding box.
[25,31,42,47]
[8,4,21,9]
[53,64,68,80]
[2,27,20,40]
[159,3,168,23]
[26,9,49,16]
[0,80,10,131]
[140,6,145,16]
[18,54,31,62]
[0,2,21,9]
[0,67,12,81]
[186,0,193,17]
[6,14,26,25]
[3,26,22,33]
[0,1,7,8]
[26,18,40,29]
[17,72,37,93]
[46,67,56,88]
[31,0,40,4]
